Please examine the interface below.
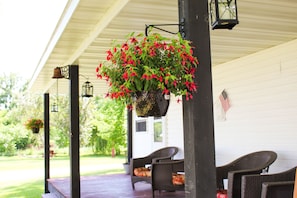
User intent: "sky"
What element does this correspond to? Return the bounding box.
[0,0,67,80]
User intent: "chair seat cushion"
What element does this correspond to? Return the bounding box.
[216,190,228,198]
[134,167,151,177]
[172,173,185,185]
[134,167,185,186]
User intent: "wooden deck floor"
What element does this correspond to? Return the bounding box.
[46,173,185,198]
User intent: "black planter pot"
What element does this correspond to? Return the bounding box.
[32,127,40,134]
[134,90,170,117]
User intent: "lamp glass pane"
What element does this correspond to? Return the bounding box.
[51,103,58,112]
[218,0,236,20]
[209,0,217,24]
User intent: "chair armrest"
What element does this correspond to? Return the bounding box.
[242,174,265,198]
[241,173,289,198]
[228,169,263,198]
[242,167,297,198]
[261,181,294,198]
[131,157,152,167]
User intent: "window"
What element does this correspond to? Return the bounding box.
[136,120,147,132]
[154,117,163,142]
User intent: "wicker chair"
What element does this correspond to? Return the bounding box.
[151,159,184,198]
[216,150,277,198]
[130,146,179,189]
[241,166,296,198]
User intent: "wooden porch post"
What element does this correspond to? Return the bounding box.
[69,65,81,198]
[44,93,50,193]
[127,110,133,163]
[179,0,217,197]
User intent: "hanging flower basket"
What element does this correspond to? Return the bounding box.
[96,29,199,116]
[25,118,43,134]
[135,90,170,117]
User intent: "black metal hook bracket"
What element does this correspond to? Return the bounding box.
[145,18,185,38]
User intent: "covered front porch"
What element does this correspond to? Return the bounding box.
[28,0,297,197]
[44,174,185,198]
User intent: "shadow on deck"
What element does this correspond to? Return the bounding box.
[45,173,185,198]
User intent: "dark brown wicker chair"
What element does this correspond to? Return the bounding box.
[241,166,296,198]
[130,146,179,189]
[216,150,277,198]
[151,159,184,198]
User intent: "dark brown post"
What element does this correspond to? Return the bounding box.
[44,93,50,193]
[69,65,81,198]
[179,0,217,197]
[127,110,133,163]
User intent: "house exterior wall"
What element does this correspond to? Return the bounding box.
[132,39,297,173]
[132,116,152,158]
[165,95,184,159]
[132,95,184,159]
[213,39,297,173]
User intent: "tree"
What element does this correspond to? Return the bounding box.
[90,97,127,155]
[0,73,127,156]
[0,73,27,110]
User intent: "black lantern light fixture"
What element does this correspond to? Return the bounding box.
[51,100,58,112]
[209,0,238,30]
[81,80,93,98]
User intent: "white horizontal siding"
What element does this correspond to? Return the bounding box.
[213,39,297,172]
[166,96,184,159]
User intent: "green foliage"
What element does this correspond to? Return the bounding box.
[0,123,32,156]
[0,73,128,156]
[89,126,108,154]
[90,97,127,155]
[0,73,27,110]
[50,95,70,148]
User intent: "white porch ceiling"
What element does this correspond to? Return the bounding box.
[28,0,297,96]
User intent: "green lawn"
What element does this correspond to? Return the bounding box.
[0,154,126,198]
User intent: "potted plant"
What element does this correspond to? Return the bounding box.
[25,118,44,133]
[123,161,130,175]
[96,30,198,117]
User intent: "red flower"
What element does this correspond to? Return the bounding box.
[185,81,197,91]
[106,50,113,60]
[130,72,137,77]
[122,72,129,80]
[130,37,138,44]
[158,76,163,82]
[173,80,177,87]
[96,74,102,79]
[142,74,150,80]
[122,43,129,50]
[162,88,170,95]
